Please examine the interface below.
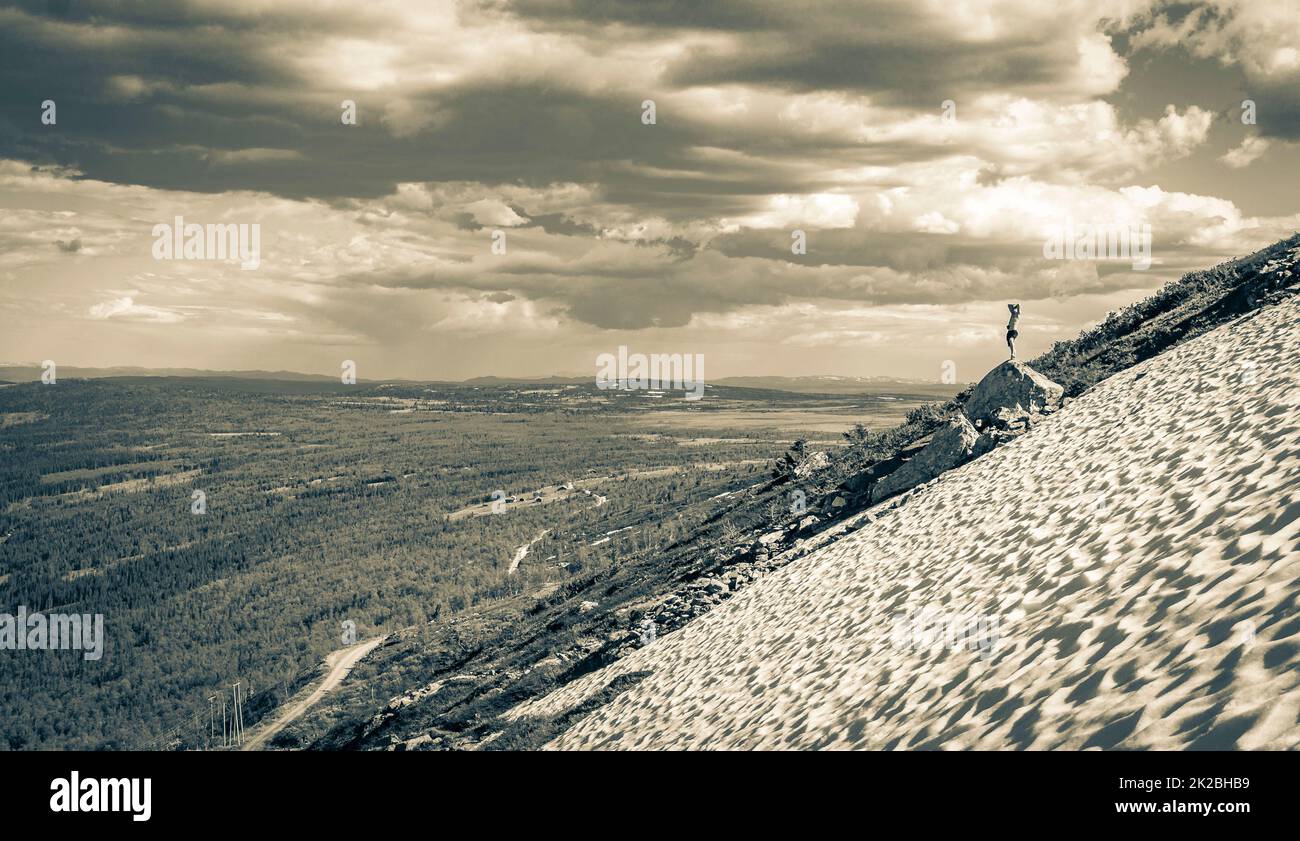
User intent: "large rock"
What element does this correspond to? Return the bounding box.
[971,430,1002,459]
[837,437,929,500]
[793,450,831,479]
[839,471,873,496]
[870,414,978,503]
[962,360,1064,426]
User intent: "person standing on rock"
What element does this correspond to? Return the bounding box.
[1006,303,1021,359]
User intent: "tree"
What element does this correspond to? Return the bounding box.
[771,439,808,480]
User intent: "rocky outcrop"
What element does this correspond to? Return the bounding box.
[793,450,831,479]
[963,360,1063,426]
[870,414,978,503]
[825,437,929,513]
[971,429,1004,459]
[796,515,821,532]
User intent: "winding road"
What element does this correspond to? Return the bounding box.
[242,634,387,750]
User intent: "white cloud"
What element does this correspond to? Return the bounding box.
[1131,0,1300,81]
[463,199,529,228]
[88,296,187,323]
[1220,136,1271,169]
[727,194,860,230]
[206,148,304,165]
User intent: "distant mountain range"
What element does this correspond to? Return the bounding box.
[711,375,966,393]
[0,364,341,382]
[0,365,962,393]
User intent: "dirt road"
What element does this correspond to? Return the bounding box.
[242,634,387,750]
[508,529,551,575]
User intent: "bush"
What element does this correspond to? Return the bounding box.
[904,402,951,428]
[771,439,808,481]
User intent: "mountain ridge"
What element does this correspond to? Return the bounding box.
[515,294,1300,749]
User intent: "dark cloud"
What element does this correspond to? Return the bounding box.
[499,0,1098,104]
[495,0,882,34]
[712,228,1033,272]
[1125,3,1300,140]
[0,0,1102,212]
[1251,79,1300,141]
[0,0,1288,369]
[10,0,374,34]
[494,0,785,30]
[667,38,1069,103]
[637,234,697,260]
[453,213,484,231]
[509,205,602,237]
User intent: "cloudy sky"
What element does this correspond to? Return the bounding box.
[1,0,1297,381]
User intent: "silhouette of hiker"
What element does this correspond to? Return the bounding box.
[1006,303,1020,359]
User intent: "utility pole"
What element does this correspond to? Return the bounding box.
[207,694,219,750]
[230,682,244,747]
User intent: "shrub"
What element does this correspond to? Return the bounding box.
[771,439,808,481]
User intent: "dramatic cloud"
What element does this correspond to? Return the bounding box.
[0,0,1295,379]
[1220,135,1271,168]
[1129,0,1300,139]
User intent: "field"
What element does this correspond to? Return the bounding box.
[0,376,946,749]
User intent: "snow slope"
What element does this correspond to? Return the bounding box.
[509,298,1300,750]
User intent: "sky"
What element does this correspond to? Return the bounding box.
[0,0,1297,382]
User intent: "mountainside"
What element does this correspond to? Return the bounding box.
[506,296,1300,749]
[216,235,1298,752]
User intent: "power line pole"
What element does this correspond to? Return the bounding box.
[230,682,244,747]
[207,694,219,750]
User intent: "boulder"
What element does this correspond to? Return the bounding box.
[693,577,727,594]
[871,414,978,503]
[793,450,831,479]
[962,360,1064,426]
[970,427,1032,458]
[971,430,1003,459]
[839,472,873,496]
